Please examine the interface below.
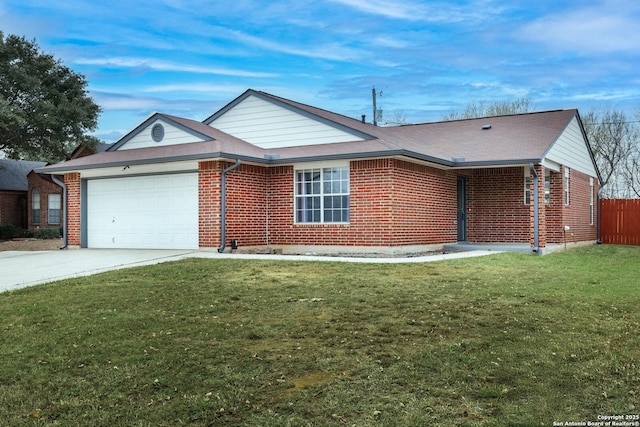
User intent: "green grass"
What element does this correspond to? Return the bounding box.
[1,245,639,426]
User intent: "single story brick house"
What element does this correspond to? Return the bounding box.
[39,89,601,254]
[25,142,113,230]
[26,170,64,230]
[1,159,50,229]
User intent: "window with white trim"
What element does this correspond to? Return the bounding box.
[544,170,551,205]
[525,169,551,205]
[564,167,570,205]
[295,166,349,223]
[590,177,594,225]
[48,194,61,224]
[32,188,40,225]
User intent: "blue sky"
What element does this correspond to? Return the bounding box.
[2,0,639,142]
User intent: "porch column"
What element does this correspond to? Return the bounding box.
[64,172,81,247]
[529,165,547,250]
[198,161,222,248]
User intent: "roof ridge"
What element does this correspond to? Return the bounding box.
[396,108,576,128]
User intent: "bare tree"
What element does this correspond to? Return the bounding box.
[442,98,533,120]
[582,108,638,198]
[382,110,409,126]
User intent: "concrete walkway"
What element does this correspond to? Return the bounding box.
[0,248,502,293]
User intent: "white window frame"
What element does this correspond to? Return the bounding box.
[564,167,570,206]
[48,194,61,225]
[590,177,594,225]
[524,168,551,205]
[544,169,551,205]
[294,162,350,224]
[524,168,531,205]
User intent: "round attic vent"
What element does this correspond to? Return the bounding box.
[151,123,165,142]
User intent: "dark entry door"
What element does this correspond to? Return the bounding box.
[457,176,467,241]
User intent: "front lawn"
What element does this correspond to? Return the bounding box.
[1,245,639,426]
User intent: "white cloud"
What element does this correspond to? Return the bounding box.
[327,0,428,21]
[228,30,363,61]
[140,84,250,94]
[325,0,502,23]
[519,4,640,54]
[75,57,279,78]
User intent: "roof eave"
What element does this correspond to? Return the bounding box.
[450,159,542,169]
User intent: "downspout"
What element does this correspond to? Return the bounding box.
[51,175,68,249]
[529,163,539,253]
[218,159,242,253]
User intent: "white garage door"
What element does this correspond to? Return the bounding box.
[87,173,199,249]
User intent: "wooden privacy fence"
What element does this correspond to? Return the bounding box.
[600,199,640,245]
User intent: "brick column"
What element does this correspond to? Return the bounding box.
[65,173,81,247]
[198,161,222,248]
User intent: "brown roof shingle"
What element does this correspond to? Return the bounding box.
[39,90,580,173]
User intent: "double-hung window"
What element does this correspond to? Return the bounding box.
[295,165,349,223]
[32,188,41,225]
[589,177,594,225]
[525,168,551,205]
[564,167,570,205]
[48,194,61,224]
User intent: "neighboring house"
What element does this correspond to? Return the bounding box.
[26,170,64,230]
[26,142,112,230]
[0,159,48,229]
[39,89,602,254]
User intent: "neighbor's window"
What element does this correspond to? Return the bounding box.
[564,167,570,205]
[48,194,61,225]
[32,188,40,225]
[295,166,349,223]
[590,177,594,225]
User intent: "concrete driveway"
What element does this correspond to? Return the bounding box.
[1,248,501,294]
[0,249,195,293]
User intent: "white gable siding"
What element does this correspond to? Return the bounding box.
[208,95,365,148]
[118,119,206,150]
[544,116,597,177]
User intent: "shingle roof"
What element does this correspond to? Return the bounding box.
[0,159,48,191]
[254,90,578,164]
[38,90,582,173]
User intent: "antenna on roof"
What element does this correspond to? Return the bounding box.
[372,86,383,126]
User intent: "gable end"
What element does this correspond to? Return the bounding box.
[110,114,213,151]
[204,90,374,149]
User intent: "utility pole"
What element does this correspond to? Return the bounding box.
[372,86,382,126]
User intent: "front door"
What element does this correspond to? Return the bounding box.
[457,176,467,241]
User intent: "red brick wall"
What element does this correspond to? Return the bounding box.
[226,163,268,247]
[0,191,26,228]
[259,159,458,247]
[467,167,530,243]
[27,174,63,229]
[58,159,599,250]
[545,169,565,243]
[389,160,458,245]
[65,173,81,246]
[198,161,222,248]
[553,167,597,243]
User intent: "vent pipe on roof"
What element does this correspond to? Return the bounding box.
[218,159,242,253]
[361,115,366,124]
